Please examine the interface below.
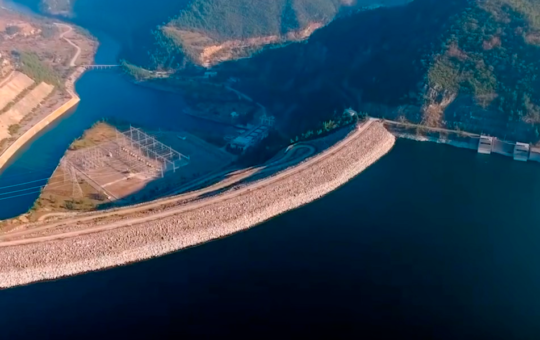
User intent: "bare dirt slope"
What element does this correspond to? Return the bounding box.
[0,72,34,111]
[0,82,54,139]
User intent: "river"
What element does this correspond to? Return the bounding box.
[2,5,540,340]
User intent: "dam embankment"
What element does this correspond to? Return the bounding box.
[0,120,395,288]
[384,120,540,163]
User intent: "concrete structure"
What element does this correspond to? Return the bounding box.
[492,138,514,157]
[513,142,530,162]
[529,147,540,163]
[260,114,275,127]
[0,96,80,171]
[477,135,493,154]
[82,65,120,70]
[229,124,270,153]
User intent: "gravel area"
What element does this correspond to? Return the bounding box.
[0,120,395,288]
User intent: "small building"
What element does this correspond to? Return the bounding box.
[229,124,270,153]
[529,147,540,163]
[477,135,493,154]
[229,136,253,152]
[513,142,530,162]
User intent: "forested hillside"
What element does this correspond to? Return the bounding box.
[170,0,343,42]
[13,0,408,67]
[11,0,192,66]
[217,0,540,142]
[150,0,347,69]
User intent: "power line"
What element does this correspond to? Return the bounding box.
[0,189,44,202]
[0,166,142,201]
[0,167,56,181]
[0,180,72,196]
[0,177,50,190]
[0,163,127,193]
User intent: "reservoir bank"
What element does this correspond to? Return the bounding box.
[0,30,237,220]
[2,4,540,339]
[2,140,540,339]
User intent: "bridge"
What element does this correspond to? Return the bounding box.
[81,64,121,70]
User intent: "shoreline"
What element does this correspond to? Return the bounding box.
[0,19,92,171]
[391,132,478,150]
[384,120,540,162]
[0,69,84,172]
[0,120,395,288]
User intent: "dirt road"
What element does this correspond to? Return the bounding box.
[3,143,317,242]
[0,123,358,246]
[54,23,81,67]
[0,120,397,288]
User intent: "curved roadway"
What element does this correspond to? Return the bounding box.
[35,144,314,223]
[2,143,317,243]
[54,23,81,67]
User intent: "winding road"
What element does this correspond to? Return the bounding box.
[54,23,81,67]
[0,19,352,249]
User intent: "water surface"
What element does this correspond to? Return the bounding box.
[0,30,231,218]
[2,140,540,339]
[2,4,540,339]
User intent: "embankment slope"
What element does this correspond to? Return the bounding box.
[0,120,395,288]
[0,72,34,111]
[0,94,80,170]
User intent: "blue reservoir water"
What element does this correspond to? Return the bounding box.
[2,140,540,339]
[2,6,540,339]
[0,31,230,219]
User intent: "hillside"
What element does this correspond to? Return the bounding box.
[13,0,410,67]
[216,0,540,143]
[153,0,345,68]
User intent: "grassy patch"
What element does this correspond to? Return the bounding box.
[17,51,61,87]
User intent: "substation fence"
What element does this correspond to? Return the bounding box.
[58,127,191,199]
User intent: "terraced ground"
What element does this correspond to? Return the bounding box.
[0,82,55,140]
[0,72,35,111]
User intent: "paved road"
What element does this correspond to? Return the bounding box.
[0,120,372,247]
[24,143,313,227]
[54,23,81,67]
[0,140,330,245]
